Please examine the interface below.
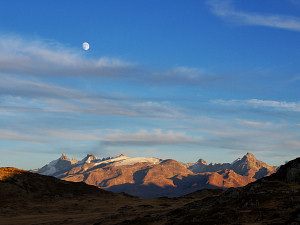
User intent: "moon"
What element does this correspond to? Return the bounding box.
[82,42,89,51]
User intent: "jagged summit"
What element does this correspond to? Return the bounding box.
[80,154,98,164]
[1,157,299,225]
[242,152,256,160]
[60,153,69,160]
[197,158,207,165]
[34,152,278,198]
[246,152,254,156]
[187,152,277,179]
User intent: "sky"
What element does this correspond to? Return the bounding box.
[1,0,300,169]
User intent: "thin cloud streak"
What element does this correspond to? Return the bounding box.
[0,130,43,143]
[0,35,134,77]
[0,35,263,91]
[151,66,226,87]
[237,119,272,128]
[207,0,300,31]
[0,75,183,119]
[212,99,300,112]
[101,129,200,146]
[0,35,236,88]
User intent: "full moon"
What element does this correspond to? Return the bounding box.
[82,42,89,51]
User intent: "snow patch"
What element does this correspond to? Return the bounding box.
[231,158,241,165]
[40,166,57,175]
[92,155,130,167]
[47,158,59,167]
[114,157,161,166]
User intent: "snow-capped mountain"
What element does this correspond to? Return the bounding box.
[34,153,162,177]
[34,152,277,198]
[33,153,78,176]
[79,154,99,164]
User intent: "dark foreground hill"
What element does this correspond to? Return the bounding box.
[1,157,299,225]
[0,167,221,225]
[141,157,300,225]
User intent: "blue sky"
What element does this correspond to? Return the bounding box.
[1,0,300,169]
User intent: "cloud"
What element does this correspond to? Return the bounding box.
[100,129,199,146]
[0,35,134,77]
[0,75,85,99]
[151,66,226,87]
[0,74,183,119]
[237,119,272,128]
[207,0,300,32]
[247,99,300,109]
[282,140,300,149]
[180,116,298,157]
[38,129,102,141]
[0,35,238,89]
[0,130,42,142]
[0,128,100,143]
[195,126,295,154]
[212,99,300,112]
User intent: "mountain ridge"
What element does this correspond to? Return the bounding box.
[1,157,299,224]
[34,152,278,198]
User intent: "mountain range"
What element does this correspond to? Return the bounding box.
[1,157,299,224]
[34,152,277,198]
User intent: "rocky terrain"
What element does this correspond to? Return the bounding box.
[154,157,300,225]
[0,157,299,225]
[34,152,277,198]
[0,167,222,225]
[187,152,277,179]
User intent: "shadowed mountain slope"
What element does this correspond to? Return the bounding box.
[0,167,221,225]
[35,152,277,198]
[1,157,299,224]
[187,152,277,179]
[119,157,300,225]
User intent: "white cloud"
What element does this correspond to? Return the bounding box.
[151,66,224,86]
[247,99,299,109]
[0,35,134,76]
[237,119,272,128]
[0,75,183,118]
[212,99,300,112]
[0,130,42,142]
[0,75,84,98]
[101,129,199,146]
[207,0,300,32]
[282,140,300,149]
[37,129,102,141]
[0,35,230,88]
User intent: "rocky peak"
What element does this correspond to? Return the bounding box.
[60,153,69,161]
[188,158,210,173]
[242,152,256,161]
[160,159,180,165]
[81,154,98,164]
[238,153,259,168]
[71,158,78,164]
[197,159,207,165]
[230,153,277,178]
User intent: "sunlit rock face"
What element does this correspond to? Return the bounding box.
[187,152,277,180]
[35,152,278,198]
